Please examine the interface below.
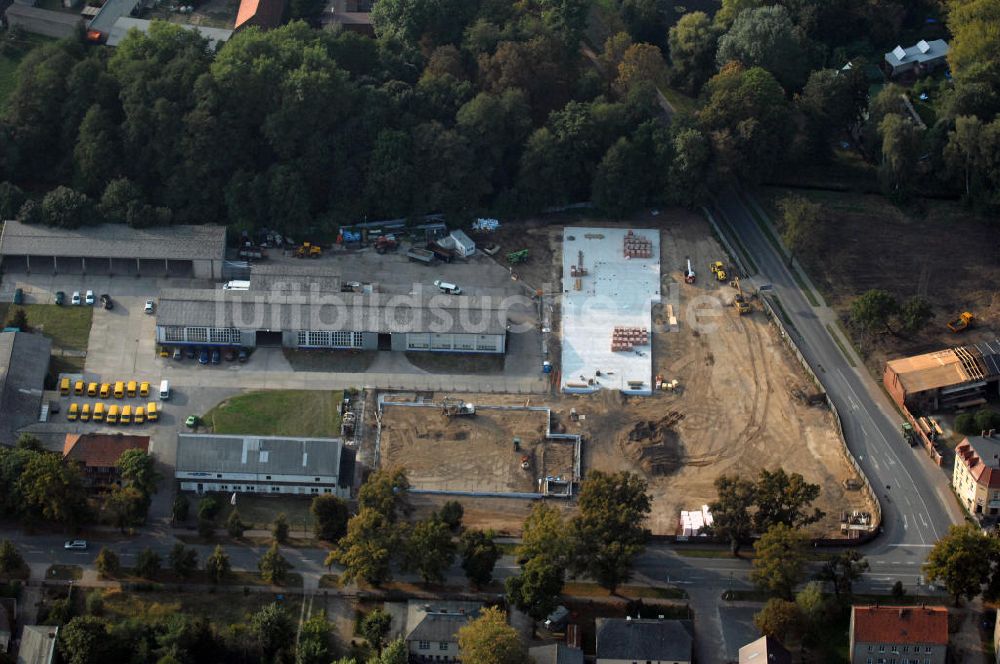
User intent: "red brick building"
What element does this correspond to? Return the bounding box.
[63,433,149,488]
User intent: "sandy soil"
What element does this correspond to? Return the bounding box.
[368,209,873,537]
[379,404,576,494]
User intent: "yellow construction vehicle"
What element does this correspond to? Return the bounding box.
[710,261,727,282]
[947,311,973,333]
[295,242,322,258]
[732,277,750,315]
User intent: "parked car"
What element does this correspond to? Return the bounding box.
[199,350,209,364]
[185,415,199,428]
[433,279,462,295]
[144,300,155,314]
[63,540,88,550]
[186,346,197,359]
[173,348,182,361]
[211,349,220,364]
[238,348,249,363]
[71,291,81,305]
[100,294,113,309]
[54,291,65,306]
[66,403,79,421]
[85,290,95,305]
[12,288,23,305]
[225,349,237,362]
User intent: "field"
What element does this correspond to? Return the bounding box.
[0,302,93,372]
[100,587,305,628]
[760,187,1000,368]
[203,390,343,437]
[379,403,576,494]
[372,210,873,537]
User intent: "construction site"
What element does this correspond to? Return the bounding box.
[360,209,874,536]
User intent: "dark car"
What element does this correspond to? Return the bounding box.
[199,349,209,364]
[225,349,236,362]
[54,291,65,306]
[12,288,23,305]
[100,294,113,310]
[211,349,220,364]
[238,348,249,363]
[186,346,197,359]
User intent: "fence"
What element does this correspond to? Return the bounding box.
[900,404,944,466]
[703,205,882,537]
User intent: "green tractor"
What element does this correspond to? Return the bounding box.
[901,422,916,446]
[507,249,529,264]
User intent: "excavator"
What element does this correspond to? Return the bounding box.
[947,311,973,333]
[710,261,727,282]
[731,277,750,315]
[295,242,322,258]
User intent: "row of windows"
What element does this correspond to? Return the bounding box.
[416,642,450,651]
[296,330,364,348]
[162,326,241,344]
[406,336,499,351]
[868,645,934,654]
[866,658,931,664]
[217,483,334,494]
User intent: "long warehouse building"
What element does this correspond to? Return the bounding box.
[884,339,1000,412]
[154,287,509,354]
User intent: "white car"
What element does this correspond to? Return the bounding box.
[71,291,81,305]
[63,539,88,550]
[433,279,462,295]
[84,290,95,305]
[144,300,155,314]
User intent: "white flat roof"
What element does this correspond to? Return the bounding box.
[560,227,660,395]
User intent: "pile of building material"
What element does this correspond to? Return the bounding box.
[569,250,588,278]
[677,505,714,540]
[623,230,653,259]
[621,411,686,475]
[611,326,649,352]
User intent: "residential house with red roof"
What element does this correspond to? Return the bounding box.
[849,605,948,664]
[62,433,149,489]
[953,434,1000,516]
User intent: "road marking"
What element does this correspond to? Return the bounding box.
[903,514,908,530]
[885,544,933,548]
[919,513,929,529]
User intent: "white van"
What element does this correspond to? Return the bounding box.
[433,280,462,295]
[159,380,170,400]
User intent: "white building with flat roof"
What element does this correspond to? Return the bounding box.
[560,227,660,395]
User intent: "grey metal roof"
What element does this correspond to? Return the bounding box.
[885,39,949,68]
[107,17,233,48]
[528,644,584,664]
[156,288,508,336]
[0,220,226,261]
[595,619,693,662]
[405,601,481,643]
[176,434,343,479]
[972,339,1000,377]
[0,331,51,445]
[17,626,58,664]
[249,263,342,294]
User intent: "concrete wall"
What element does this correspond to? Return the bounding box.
[360,332,378,350]
[240,329,256,348]
[882,365,907,409]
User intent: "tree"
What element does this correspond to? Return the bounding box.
[272,513,289,544]
[378,638,409,664]
[59,616,115,664]
[777,195,823,263]
[708,475,756,555]
[571,470,651,592]
[168,543,197,578]
[795,580,829,632]
[172,495,189,523]
[135,547,161,579]
[360,608,392,652]
[752,468,823,533]
[0,181,26,219]
[0,540,24,576]
[40,186,91,229]
[946,0,1000,82]
[850,289,899,336]
[107,486,149,532]
[923,523,999,606]
[505,555,565,621]
[461,529,500,589]
[197,496,221,520]
[197,517,215,540]
[17,451,89,525]
[667,11,721,94]
[73,105,119,195]
[226,509,247,538]
[94,547,120,578]
[297,612,334,664]
[457,606,529,664]
[518,502,572,563]
[897,296,934,336]
[4,307,27,331]
[817,550,869,600]
[258,542,291,584]
[668,125,711,206]
[249,602,295,662]
[439,500,464,531]
[891,580,907,599]
[796,67,869,160]
[753,598,802,642]
[403,516,456,584]
[878,113,921,199]
[311,494,349,542]
[330,507,399,586]
[204,545,231,583]
[358,468,410,521]
[750,524,809,599]
[614,43,667,95]
[716,5,810,90]
[116,448,159,496]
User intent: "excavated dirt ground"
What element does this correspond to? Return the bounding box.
[372,209,874,536]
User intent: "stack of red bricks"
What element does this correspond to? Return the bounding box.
[623,230,652,259]
[611,326,649,352]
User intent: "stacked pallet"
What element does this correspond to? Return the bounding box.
[611,326,649,351]
[570,250,588,277]
[623,230,653,258]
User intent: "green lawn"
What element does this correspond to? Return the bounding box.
[0,303,93,351]
[203,390,342,437]
[101,587,306,627]
[217,493,314,533]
